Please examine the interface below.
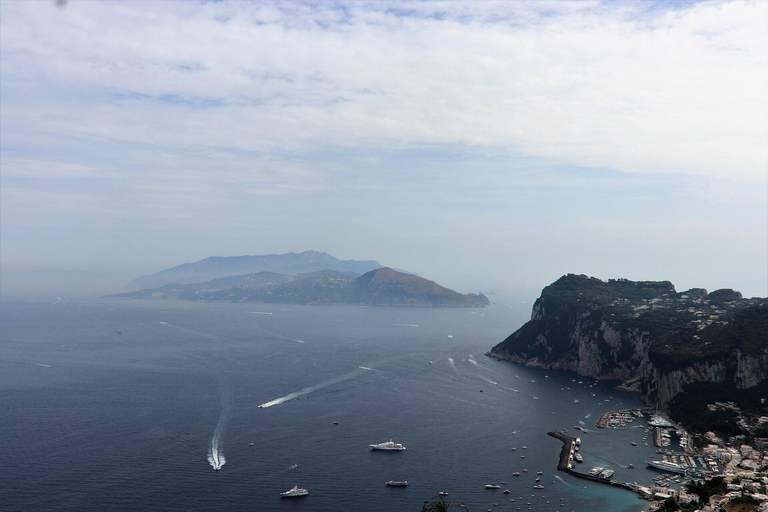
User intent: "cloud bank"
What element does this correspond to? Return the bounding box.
[2,0,766,182]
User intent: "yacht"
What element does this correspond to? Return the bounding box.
[598,469,614,478]
[533,484,544,490]
[588,467,604,476]
[280,485,309,498]
[485,484,501,489]
[646,460,690,474]
[574,453,583,463]
[370,439,406,451]
[385,481,408,486]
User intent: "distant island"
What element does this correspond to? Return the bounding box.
[488,274,768,438]
[124,251,383,291]
[111,266,489,308]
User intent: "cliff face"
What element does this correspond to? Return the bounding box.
[488,274,768,410]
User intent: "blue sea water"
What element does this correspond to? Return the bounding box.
[0,299,658,511]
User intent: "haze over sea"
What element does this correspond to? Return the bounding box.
[2,299,665,511]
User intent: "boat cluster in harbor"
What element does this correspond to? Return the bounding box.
[596,408,644,429]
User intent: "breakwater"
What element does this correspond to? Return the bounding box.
[547,431,640,494]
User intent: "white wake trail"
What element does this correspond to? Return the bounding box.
[208,389,231,471]
[259,367,369,408]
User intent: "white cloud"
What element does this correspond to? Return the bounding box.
[1,1,766,183]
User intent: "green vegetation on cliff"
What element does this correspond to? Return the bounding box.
[489,274,768,435]
[491,273,766,372]
[650,304,768,372]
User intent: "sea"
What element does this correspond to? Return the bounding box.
[0,298,667,512]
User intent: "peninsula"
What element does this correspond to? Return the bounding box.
[488,274,768,511]
[110,267,489,308]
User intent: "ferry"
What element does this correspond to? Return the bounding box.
[370,439,406,451]
[280,485,309,498]
[385,481,408,486]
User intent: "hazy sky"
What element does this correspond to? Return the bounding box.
[1,0,767,297]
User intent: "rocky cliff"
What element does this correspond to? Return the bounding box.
[487,274,768,411]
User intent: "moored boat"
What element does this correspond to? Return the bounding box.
[386,481,408,486]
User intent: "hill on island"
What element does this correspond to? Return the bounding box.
[487,274,768,437]
[125,251,382,291]
[111,267,490,308]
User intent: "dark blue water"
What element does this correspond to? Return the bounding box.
[1,299,656,511]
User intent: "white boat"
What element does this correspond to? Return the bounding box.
[598,469,614,478]
[533,484,544,489]
[385,481,408,486]
[280,485,309,498]
[484,484,500,489]
[574,453,583,462]
[646,460,690,474]
[370,439,406,451]
[588,467,604,476]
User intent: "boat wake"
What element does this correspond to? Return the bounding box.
[259,367,369,408]
[208,389,231,471]
[554,475,580,489]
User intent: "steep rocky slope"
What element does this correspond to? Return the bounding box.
[487,274,768,410]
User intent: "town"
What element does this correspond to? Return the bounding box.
[584,405,768,511]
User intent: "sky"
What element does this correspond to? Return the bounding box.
[1,0,767,298]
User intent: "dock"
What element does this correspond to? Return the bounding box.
[547,431,642,494]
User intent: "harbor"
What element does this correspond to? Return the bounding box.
[548,431,664,502]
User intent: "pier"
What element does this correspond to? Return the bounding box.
[547,431,643,494]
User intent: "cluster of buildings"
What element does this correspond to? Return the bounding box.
[641,421,768,511]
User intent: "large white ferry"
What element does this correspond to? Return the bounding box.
[370,439,406,451]
[646,459,690,474]
[280,485,309,498]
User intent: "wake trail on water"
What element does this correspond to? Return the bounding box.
[554,475,580,489]
[259,367,371,408]
[208,387,231,471]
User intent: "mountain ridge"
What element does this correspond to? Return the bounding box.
[125,251,383,291]
[112,267,490,307]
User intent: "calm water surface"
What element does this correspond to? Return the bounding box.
[1,299,658,511]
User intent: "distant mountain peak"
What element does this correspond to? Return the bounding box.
[124,251,383,291]
[113,266,489,307]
